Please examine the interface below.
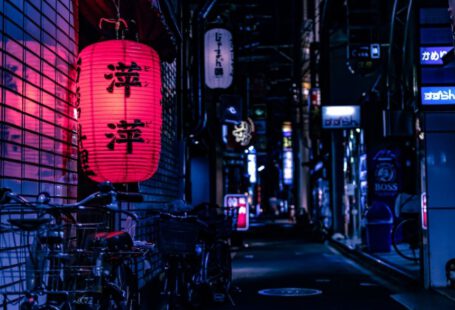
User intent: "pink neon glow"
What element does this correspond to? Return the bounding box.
[77,40,162,183]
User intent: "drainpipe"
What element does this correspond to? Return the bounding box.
[190,0,218,137]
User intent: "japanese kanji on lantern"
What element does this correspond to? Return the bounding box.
[204,28,234,89]
[77,39,162,183]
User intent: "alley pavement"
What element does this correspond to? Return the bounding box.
[216,238,404,309]
[144,219,455,309]
[211,220,455,310]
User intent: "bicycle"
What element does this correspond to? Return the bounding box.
[391,194,421,262]
[0,182,148,310]
[391,215,421,261]
[191,205,236,306]
[157,211,206,309]
[157,204,236,309]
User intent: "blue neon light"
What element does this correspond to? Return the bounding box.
[420,47,453,65]
[283,151,293,185]
[421,87,455,105]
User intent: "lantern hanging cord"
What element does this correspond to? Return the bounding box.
[98,0,128,39]
[112,0,121,19]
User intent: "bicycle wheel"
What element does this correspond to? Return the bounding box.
[392,218,421,261]
[204,240,232,303]
[100,263,135,310]
[160,258,190,310]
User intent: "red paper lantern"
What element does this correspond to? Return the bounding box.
[77,40,162,183]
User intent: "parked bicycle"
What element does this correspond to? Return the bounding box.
[0,182,150,310]
[391,193,421,262]
[158,203,236,309]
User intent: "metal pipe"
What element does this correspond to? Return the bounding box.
[386,0,399,110]
[190,0,218,137]
[400,0,413,110]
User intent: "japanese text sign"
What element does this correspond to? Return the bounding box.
[77,40,162,183]
[204,28,234,89]
[322,106,361,129]
[421,86,455,105]
[420,46,452,65]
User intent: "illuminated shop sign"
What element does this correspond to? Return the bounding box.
[282,122,293,185]
[421,192,427,230]
[247,153,257,184]
[204,28,234,89]
[421,86,455,105]
[282,122,292,151]
[283,151,293,185]
[78,40,162,183]
[420,47,452,65]
[349,44,381,59]
[224,194,249,231]
[322,106,360,129]
[232,118,255,146]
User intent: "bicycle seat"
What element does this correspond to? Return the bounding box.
[8,218,52,231]
[93,231,133,251]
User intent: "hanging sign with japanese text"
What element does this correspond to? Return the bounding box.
[204,28,234,89]
[421,86,455,105]
[77,40,162,183]
[322,106,361,129]
[420,46,452,65]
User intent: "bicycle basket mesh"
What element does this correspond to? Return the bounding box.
[0,207,105,302]
[0,207,45,299]
[158,218,200,255]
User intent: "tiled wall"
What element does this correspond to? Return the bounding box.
[132,60,181,287]
[0,0,78,202]
[0,0,78,301]
[0,0,182,298]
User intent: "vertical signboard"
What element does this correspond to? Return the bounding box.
[421,192,427,230]
[247,153,257,184]
[370,148,401,208]
[204,28,234,89]
[419,7,454,108]
[224,194,249,231]
[282,122,293,185]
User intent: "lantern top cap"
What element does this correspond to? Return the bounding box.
[79,39,159,58]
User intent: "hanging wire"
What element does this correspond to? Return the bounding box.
[112,0,121,19]
[98,0,128,39]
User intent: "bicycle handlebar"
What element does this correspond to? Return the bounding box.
[0,188,34,206]
[0,182,142,220]
[158,211,209,229]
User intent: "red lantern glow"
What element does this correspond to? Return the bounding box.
[77,40,162,183]
[4,41,73,181]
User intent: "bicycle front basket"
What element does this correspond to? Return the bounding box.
[0,206,45,301]
[158,218,200,255]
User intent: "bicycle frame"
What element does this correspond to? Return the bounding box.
[158,209,235,308]
[0,182,146,309]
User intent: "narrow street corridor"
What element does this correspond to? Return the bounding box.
[215,227,403,309]
[214,223,455,310]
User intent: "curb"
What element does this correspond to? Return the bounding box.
[328,238,420,287]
